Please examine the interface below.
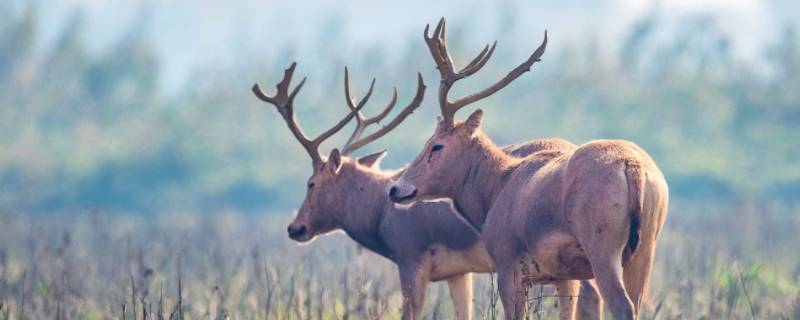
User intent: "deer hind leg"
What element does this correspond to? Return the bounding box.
[554,280,580,320]
[622,238,657,316]
[399,262,430,320]
[567,172,636,320]
[577,280,603,320]
[584,243,634,320]
[446,273,473,320]
[622,183,667,317]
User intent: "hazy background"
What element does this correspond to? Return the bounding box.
[0,0,799,318]
[2,0,799,215]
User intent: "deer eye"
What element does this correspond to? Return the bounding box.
[428,144,444,162]
[307,182,315,189]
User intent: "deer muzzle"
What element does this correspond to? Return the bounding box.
[287,224,308,241]
[388,182,418,204]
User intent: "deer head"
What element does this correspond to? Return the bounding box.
[253,63,424,242]
[388,18,547,203]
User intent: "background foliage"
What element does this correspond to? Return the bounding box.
[1,5,798,215]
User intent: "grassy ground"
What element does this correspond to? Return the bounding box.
[0,201,798,319]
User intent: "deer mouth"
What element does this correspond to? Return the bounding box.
[389,187,417,203]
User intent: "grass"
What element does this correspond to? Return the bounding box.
[0,200,798,319]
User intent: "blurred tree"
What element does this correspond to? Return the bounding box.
[0,7,798,214]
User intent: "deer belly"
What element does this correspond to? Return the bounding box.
[428,243,495,281]
[521,232,594,282]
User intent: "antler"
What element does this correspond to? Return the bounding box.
[252,62,367,169]
[341,67,426,155]
[424,17,548,127]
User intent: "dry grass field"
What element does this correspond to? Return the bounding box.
[1,201,797,319]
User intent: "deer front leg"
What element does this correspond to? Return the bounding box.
[399,262,429,320]
[446,273,473,320]
[497,263,527,320]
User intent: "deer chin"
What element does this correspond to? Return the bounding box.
[292,235,314,243]
[293,221,342,243]
[294,236,314,243]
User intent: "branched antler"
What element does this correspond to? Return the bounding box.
[252,62,367,169]
[424,17,547,127]
[341,67,426,155]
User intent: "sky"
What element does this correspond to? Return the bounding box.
[21,0,798,92]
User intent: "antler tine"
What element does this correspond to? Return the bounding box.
[433,18,455,75]
[362,87,398,126]
[424,18,457,124]
[253,62,368,169]
[305,66,374,152]
[342,67,382,154]
[252,63,305,114]
[344,66,377,116]
[458,41,497,78]
[312,75,371,152]
[451,30,547,109]
[342,72,426,155]
[342,67,378,151]
[424,19,452,78]
[252,62,321,167]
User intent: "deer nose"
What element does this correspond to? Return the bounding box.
[287,225,307,240]
[388,186,399,198]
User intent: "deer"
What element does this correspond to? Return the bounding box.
[388,18,669,320]
[252,63,602,320]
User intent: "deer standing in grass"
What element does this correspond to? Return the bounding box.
[388,19,669,320]
[253,63,601,319]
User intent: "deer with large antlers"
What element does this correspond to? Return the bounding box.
[253,63,602,320]
[389,19,669,320]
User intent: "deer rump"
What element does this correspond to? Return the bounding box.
[486,140,661,280]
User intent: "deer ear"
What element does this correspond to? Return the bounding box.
[327,148,342,174]
[357,149,387,168]
[464,109,483,136]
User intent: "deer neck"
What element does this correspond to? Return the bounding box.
[337,170,393,258]
[453,134,519,230]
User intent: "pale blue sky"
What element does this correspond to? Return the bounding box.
[19,0,798,92]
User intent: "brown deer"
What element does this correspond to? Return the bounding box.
[388,19,669,320]
[253,63,601,319]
